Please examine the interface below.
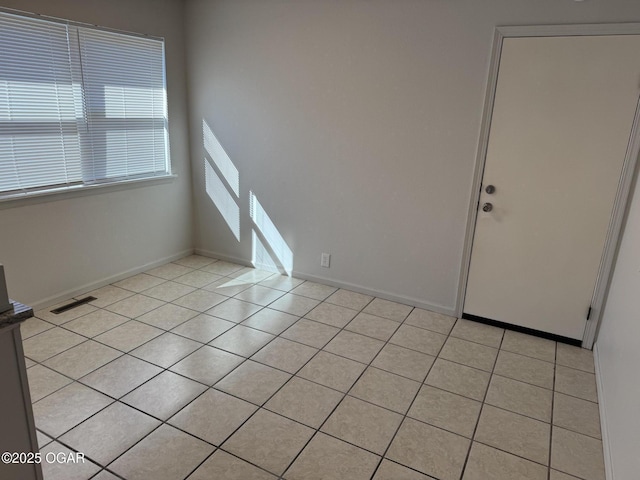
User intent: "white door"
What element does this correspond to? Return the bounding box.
[464,35,640,340]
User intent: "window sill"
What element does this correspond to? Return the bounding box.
[0,174,178,210]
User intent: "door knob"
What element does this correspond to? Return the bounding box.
[485,185,496,194]
[482,202,493,212]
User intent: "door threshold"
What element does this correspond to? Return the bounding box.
[461,313,582,347]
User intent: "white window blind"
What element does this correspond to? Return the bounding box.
[0,11,170,198]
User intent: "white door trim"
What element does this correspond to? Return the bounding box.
[456,23,640,349]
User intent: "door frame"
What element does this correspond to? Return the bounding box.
[456,23,640,349]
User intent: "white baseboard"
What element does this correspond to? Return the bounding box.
[194,248,457,317]
[593,343,614,480]
[31,248,194,311]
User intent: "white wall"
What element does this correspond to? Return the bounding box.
[0,0,192,307]
[595,165,640,479]
[185,0,640,314]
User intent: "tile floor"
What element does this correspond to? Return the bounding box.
[21,255,605,480]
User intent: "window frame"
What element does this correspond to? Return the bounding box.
[0,8,174,207]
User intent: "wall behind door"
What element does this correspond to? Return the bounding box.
[185,0,640,314]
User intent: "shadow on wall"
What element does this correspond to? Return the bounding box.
[203,119,293,275]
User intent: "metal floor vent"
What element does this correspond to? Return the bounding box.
[50,296,97,314]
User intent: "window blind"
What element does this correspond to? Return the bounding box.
[0,11,169,198]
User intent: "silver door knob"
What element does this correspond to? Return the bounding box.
[485,185,496,194]
[482,202,493,212]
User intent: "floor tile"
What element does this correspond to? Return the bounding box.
[20,317,54,339]
[171,313,235,343]
[475,404,550,465]
[425,359,490,401]
[323,330,384,364]
[494,350,555,390]
[269,293,320,317]
[555,365,598,402]
[59,401,160,465]
[550,470,583,480]
[33,382,112,437]
[189,450,277,480]
[63,309,129,338]
[346,312,401,341]
[556,343,595,373]
[35,301,97,325]
[450,319,504,348]
[265,377,343,428]
[363,298,412,322]
[285,432,379,480]
[321,396,402,454]
[553,392,601,438]
[408,385,481,438]
[113,273,166,293]
[223,409,314,476]
[290,281,337,301]
[201,260,245,275]
[142,280,195,302]
[105,294,165,319]
[40,441,101,480]
[229,267,275,284]
[93,471,121,480]
[122,370,207,420]
[281,319,340,348]
[43,340,122,379]
[130,332,201,368]
[373,459,434,480]
[26,364,72,402]
[215,360,291,405]
[350,367,420,414]
[23,327,86,362]
[241,308,299,334]
[438,336,498,372]
[386,418,469,480]
[109,424,214,480]
[203,277,254,296]
[84,284,134,308]
[501,330,556,363]
[210,325,275,357]
[404,308,456,335]
[325,289,373,311]
[305,302,358,328]
[172,289,227,311]
[462,441,548,480]
[389,324,446,356]
[80,355,162,398]
[371,343,435,382]
[36,430,53,448]
[235,284,285,306]
[135,303,199,330]
[206,298,263,323]
[145,262,193,280]
[252,337,318,373]
[174,269,222,288]
[297,351,366,392]
[169,345,244,385]
[551,427,605,480]
[259,274,305,292]
[169,389,257,445]
[485,374,552,422]
[173,254,216,269]
[25,357,36,368]
[94,320,163,352]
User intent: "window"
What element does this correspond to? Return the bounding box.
[0,11,170,199]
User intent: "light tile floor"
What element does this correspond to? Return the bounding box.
[22,255,605,480]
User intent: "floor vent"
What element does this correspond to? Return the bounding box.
[50,296,97,314]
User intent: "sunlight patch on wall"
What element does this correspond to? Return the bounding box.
[252,230,282,274]
[250,190,293,275]
[203,119,239,197]
[205,159,240,241]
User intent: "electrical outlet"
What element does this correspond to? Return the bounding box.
[321,253,331,268]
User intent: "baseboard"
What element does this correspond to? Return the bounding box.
[593,343,614,480]
[30,248,194,311]
[193,248,254,269]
